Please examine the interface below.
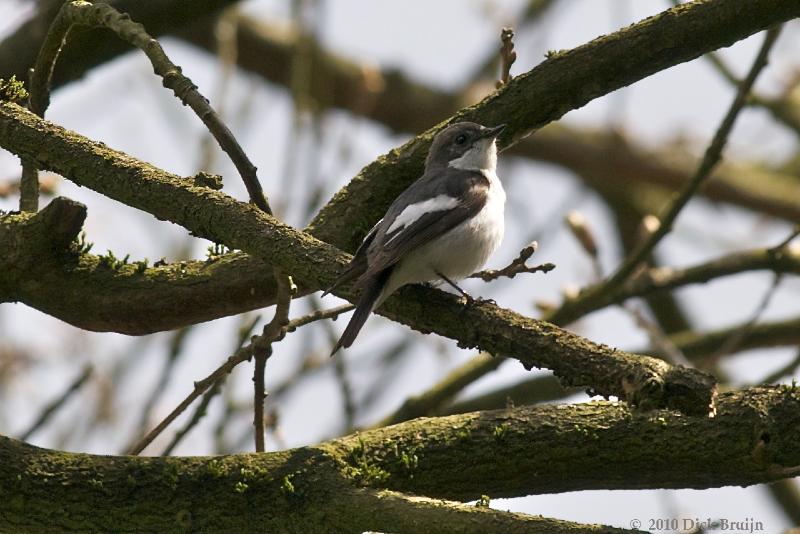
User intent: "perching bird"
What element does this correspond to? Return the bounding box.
[325,121,507,354]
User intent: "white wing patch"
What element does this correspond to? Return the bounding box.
[385,194,459,242]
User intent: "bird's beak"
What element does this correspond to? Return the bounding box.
[481,124,507,139]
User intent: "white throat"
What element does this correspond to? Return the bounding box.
[448,139,497,173]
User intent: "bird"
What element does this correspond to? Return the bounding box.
[324,121,507,355]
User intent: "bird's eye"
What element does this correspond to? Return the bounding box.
[454,134,468,145]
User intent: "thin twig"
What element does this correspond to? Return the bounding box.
[548,26,782,325]
[19,364,92,441]
[603,26,780,289]
[27,0,271,213]
[127,273,294,456]
[624,302,692,368]
[160,378,222,456]
[565,210,603,280]
[127,346,248,455]
[469,241,555,282]
[770,225,800,252]
[286,304,355,332]
[704,272,783,367]
[496,27,517,88]
[19,162,38,212]
[128,327,192,449]
[262,315,366,418]
[197,6,240,174]
[253,268,295,452]
[252,351,269,452]
[160,315,260,456]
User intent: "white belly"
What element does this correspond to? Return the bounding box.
[383,176,505,298]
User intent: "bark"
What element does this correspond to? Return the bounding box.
[1,387,798,532]
[0,204,310,333]
[0,102,715,414]
[1,0,797,337]
[306,0,800,253]
[184,14,800,226]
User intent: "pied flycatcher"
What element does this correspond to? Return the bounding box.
[325,122,507,354]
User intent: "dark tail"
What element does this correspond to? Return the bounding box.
[321,262,361,299]
[322,222,380,298]
[330,270,390,355]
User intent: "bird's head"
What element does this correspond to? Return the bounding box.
[425,122,506,173]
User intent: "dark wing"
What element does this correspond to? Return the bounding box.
[357,169,489,282]
[322,218,382,297]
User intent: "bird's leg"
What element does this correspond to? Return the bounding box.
[435,271,480,305]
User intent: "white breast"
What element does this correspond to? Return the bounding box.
[435,170,505,278]
[382,170,505,299]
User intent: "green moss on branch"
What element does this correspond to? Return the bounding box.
[0,102,715,412]
[1,387,798,531]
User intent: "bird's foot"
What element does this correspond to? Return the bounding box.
[459,293,495,307]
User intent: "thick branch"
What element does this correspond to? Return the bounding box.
[1,387,798,531]
[442,311,800,415]
[0,102,715,413]
[345,490,637,534]
[2,0,799,334]
[0,207,315,334]
[0,195,86,257]
[307,0,800,252]
[184,13,800,227]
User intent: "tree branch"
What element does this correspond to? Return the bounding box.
[2,0,798,335]
[345,489,639,534]
[569,244,800,323]
[0,0,240,94]
[1,387,798,531]
[306,0,800,253]
[469,242,555,282]
[185,12,800,227]
[0,102,716,414]
[663,315,800,363]
[447,311,800,416]
[0,207,313,334]
[253,269,295,452]
[28,0,270,213]
[548,26,781,327]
